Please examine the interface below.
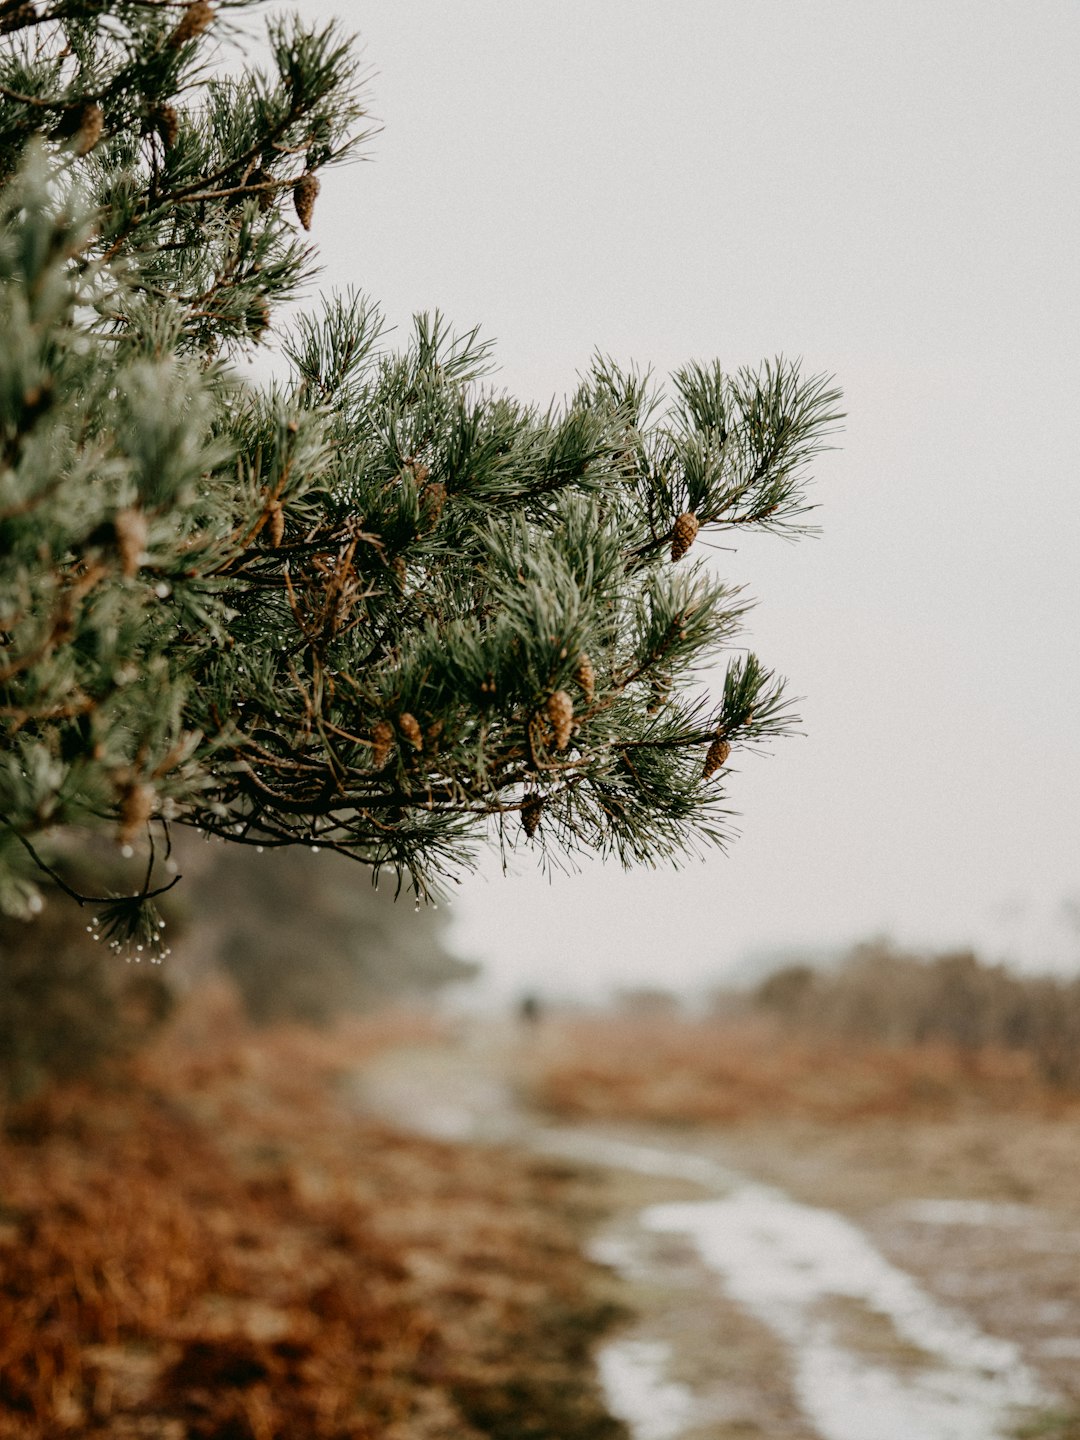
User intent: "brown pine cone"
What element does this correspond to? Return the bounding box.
[546,689,574,750]
[702,737,731,780]
[168,1,213,48]
[118,783,154,847]
[248,296,271,339]
[73,102,104,157]
[670,511,699,561]
[266,499,284,547]
[293,171,320,230]
[154,104,179,150]
[520,796,544,838]
[420,479,447,527]
[398,713,423,751]
[574,653,595,704]
[371,721,394,769]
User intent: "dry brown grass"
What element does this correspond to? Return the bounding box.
[755,945,1080,1090]
[0,986,625,1440]
[527,1011,1080,1126]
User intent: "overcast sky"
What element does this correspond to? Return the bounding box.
[282,2,1078,1000]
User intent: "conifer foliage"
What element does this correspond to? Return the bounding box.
[0,1,842,949]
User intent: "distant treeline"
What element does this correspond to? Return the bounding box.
[753,942,1080,1089]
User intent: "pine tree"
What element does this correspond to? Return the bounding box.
[0,1,842,954]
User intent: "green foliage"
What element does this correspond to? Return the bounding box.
[0,1,842,946]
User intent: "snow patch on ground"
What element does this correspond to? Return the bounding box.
[530,1128,1051,1440]
[894,1198,1045,1229]
[356,1051,1054,1440]
[595,1339,695,1440]
[644,1182,1046,1440]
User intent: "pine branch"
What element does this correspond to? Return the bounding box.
[0,1,841,926]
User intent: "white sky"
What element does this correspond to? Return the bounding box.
[279,2,1079,999]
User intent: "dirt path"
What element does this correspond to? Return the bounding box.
[352,1024,1077,1440]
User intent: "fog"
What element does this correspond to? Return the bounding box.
[288,2,1079,999]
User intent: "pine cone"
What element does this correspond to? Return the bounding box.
[73,102,104,157]
[118,783,154,847]
[398,713,423,751]
[671,511,699,561]
[425,718,444,750]
[546,689,574,750]
[248,296,271,339]
[154,103,179,150]
[574,653,595,704]
[391,555,407,587]
[114,508,148,577]
[266,499,284,547]
[371,721,394,768]
[293,171,320,231]
[168,0,213,48]
[420,479,447,527]
[702,736,731,780]
[520,796,543,838]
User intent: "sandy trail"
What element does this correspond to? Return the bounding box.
[352,1026,1066,1440]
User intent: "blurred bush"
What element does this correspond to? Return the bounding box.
[0,850,177,1100]
[179,838,477,1025]
[754,940,1080,1089]
[1,835,475,1099]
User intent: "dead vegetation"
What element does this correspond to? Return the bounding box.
[528,1012,1078,1127]
[527,945,1080,1128]
[0,987,626,1440]
[755,942,1080,1089]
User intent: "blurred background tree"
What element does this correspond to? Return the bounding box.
[0,0,840,963]
[187,838,475,1026]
